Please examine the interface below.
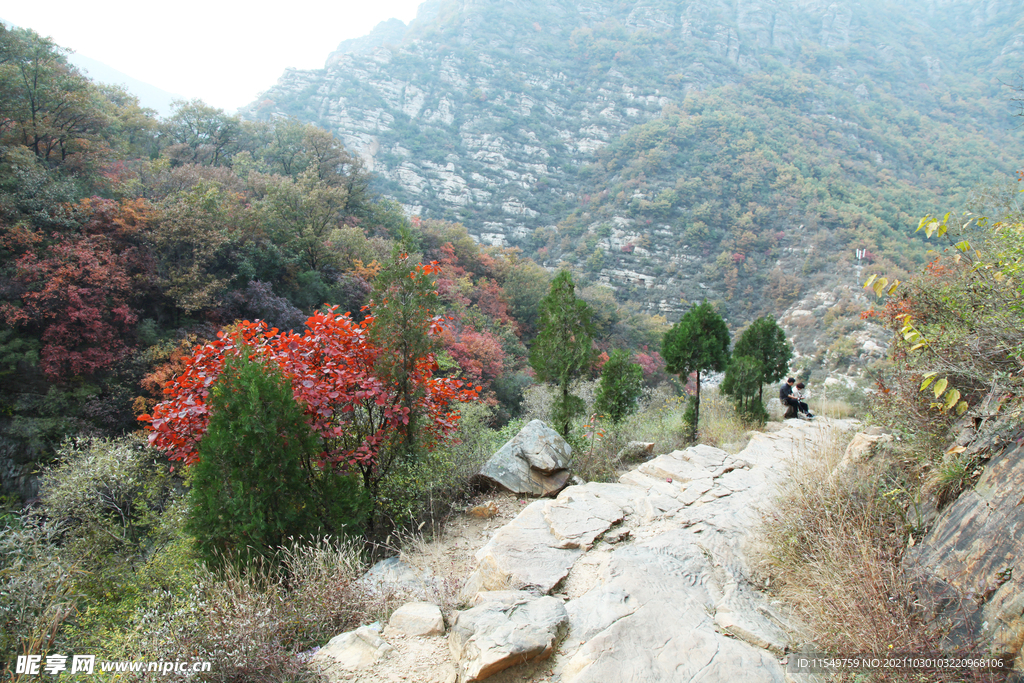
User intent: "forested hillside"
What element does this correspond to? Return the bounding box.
[1,24,654,502]
[246,0,1022,320]
[4,4,1024,678]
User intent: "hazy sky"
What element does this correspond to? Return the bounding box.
[3,0,425,112]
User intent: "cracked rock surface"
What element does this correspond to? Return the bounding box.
[455,417,859,682]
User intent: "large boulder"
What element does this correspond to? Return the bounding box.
[905,421,1024,663]
[449,593,569,682]
[475,420,572,497]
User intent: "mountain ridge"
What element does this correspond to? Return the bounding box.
[243,0,1023,329]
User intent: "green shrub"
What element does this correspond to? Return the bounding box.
[39,434,178,560]
[377,402,502,529]
[188,351,368,569]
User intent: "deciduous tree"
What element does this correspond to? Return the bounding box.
[141,298,478,512]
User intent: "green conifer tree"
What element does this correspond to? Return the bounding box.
[730,315,792,405]
[722,355,768,424]
[188,351,360,568]
[595,349,645,425]
[662,300,731,442]
[529,270,597,437]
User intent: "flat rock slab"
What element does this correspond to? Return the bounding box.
[457,417,861,682]
[463,500,582,596]
[359,556,438,600]
[312,624,394,672]
[449,594,569,682]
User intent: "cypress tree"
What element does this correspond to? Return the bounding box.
[188,351,326,568]
[529,270,597,437]
[662,300,731,442]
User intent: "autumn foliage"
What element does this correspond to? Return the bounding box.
[140,306,479,476]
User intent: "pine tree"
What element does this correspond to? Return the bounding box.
[595,349,645,425]
[730,315,792,405]
[188,351,341,568]
[529,270,597,437]
[662,300,731,442]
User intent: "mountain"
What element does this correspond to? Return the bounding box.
[0,19,183,117]
[242,0,1023,327]
[66,53,184,118]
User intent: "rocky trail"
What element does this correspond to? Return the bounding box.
[312,417,860,682]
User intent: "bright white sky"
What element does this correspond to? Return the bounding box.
[3,0,426,112]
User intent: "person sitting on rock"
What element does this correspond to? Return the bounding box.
[793,382,814,419]
[780,377,801,418]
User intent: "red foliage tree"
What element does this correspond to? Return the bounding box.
[2,235,139,380]
[1,197,156,380]
[140,306,479,495]
[439,324,506,385]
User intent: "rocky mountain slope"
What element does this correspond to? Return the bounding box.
[244,0,1023,324]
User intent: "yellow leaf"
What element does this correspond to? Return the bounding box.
[932,378,948,398]
[920,376,935,391]
[945,445,967,455]
[873,277,888,297]
[944,388,961,410]
[955,240,971,252]
[925,221,939,238]
[864,274,878,288]
[916,215,930,233]
[956,400,969,415]
[887,280,900,295]
[922,371,939,378]
[910,342,926,351]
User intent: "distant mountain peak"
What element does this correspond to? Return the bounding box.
[327,18,410,64]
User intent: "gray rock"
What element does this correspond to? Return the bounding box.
[311,624,393,672]
[359,556,437,600]
[387,601,445,637]
[462,500,582,597]
[614,441,655,463]
[457,417,864,683]
[559,537,787,683]
[476,420,572,497]
[449,594,568,682]
[542,486,624,549]
[905,422,1024,661]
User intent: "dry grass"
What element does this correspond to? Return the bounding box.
[130,535,385,683]
[696,389,751,451]
[759,424,931,655]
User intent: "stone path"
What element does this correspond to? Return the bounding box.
[315,417,859,682]
[455,417,857,682]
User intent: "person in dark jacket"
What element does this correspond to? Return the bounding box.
[780,377,812,419]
